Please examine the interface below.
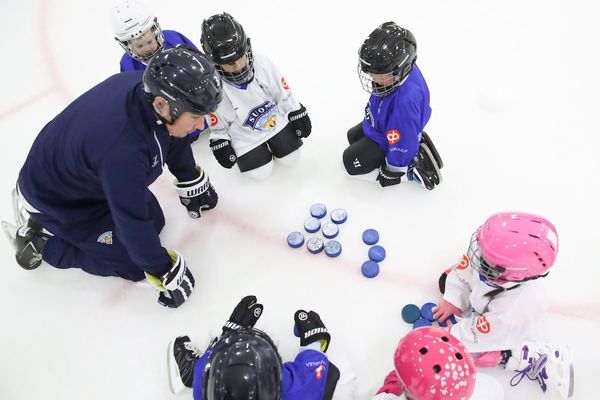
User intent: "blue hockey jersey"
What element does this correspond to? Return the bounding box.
[362,64,431,168]
[193,348,334,399]
[119,30,196,72]
[17,71,198,276]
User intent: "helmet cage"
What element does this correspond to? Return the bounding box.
[467,230,509,282]
[115,18,165,63]
[357,54,412,96]
[215,40,254,85]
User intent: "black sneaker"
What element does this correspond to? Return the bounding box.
[167,335,202,394]
[2,218,50,270]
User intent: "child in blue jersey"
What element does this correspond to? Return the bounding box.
[167,296,355,399]
[111,0,207,139]
[342,22,443,190]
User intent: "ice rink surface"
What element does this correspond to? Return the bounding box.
[1,0,599,398]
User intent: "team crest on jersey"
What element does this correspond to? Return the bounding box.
[243,101,278,131]
[97,231,113,245]
[476,315,491,334]
[208,113,219,127]
[281,76,290,90]
[387,129,401,145]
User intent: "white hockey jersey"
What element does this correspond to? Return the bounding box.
[206,54,301,157]
[444,255,547,353]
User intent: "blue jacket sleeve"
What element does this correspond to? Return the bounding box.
[282,349,331,399]
[384,97,424,168]
[98,145,172,276]
[166,136,198,182]
[193,349,213,400]
[119,54,140,72]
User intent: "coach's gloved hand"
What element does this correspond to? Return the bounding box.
[377,164,405,187]
[288,104,312,138]
[294,309,331,352]
[210,139,237,169]
[222,295,264,334]
[146,250,195,308]
[174,166,218,218]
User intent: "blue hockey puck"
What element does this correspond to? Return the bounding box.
[361,260,379,278]
[322,222,339,239]
[330,208,347,224]
[420,302,437,322]
[310,203,327,219]
[438,315,457,327]
[368,245,386,262]
[306,237,324,254]
[324,240,342,257]
[304,217,321,233]
[287,231,305,248]
[362,229,379,245]
[413,318,432,329]
[293,324,300,337]
[401,304,421,323]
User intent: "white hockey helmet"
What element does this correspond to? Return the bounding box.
[111,0,165,63]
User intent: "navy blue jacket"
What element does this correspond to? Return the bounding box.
[18,71,198,276]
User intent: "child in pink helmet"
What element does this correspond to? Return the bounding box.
[371,326,504,400]
[434,212,574,399]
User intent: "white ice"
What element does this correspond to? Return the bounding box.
[1,0,598,399]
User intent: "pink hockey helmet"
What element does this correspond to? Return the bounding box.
[469,212,559,282]
[394,327,476,400]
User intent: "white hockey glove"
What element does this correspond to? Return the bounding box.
[174,166,218,218]
[146,250,195,308]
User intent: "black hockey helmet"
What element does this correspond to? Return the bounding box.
[201,13,254,85]
[358,22,417,96]
[143,46,223,121]
[202,328,282,400]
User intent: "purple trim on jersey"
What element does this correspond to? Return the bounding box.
[361,64,431,167]
[192,348,331,400]
[119,30,197,72]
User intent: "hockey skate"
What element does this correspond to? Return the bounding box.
[167,335,202,394]
[420,132,443,169]
[407,142,442,190]
[2,218,50,270]
[508,341,574,399]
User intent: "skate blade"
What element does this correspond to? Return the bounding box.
[421,132,444,169]
[12,188,28,227]
[1,220,17,249]
[420,143,443,185]
[167,340,186,395]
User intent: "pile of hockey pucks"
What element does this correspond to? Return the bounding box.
[286,203,347,257]
[360,228,386,278]
[401,302,457,329]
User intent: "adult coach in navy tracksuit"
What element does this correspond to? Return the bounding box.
[8,48,222,308]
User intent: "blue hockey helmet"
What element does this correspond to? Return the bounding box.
[202,328,282,400]
[143,47,223,120]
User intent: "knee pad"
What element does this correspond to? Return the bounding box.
[347,122,365,145]
[343,138,385,175]
[275,148,301,167]
[243,161,274,180]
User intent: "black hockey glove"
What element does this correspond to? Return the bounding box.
[294,309,331,352]
[146,250,195,309]
[222,295,264,334]
[174,166,218,218]
[209,139,237,169]
[288,104,312,138]
[377,165,405,187]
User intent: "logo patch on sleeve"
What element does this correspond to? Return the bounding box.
[386,129,401,145]
[208,113,219,127]
[281,76,289,90]
[457,255,469,270]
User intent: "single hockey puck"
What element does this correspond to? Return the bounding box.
[368,245,386,262]
[293,324,300,337]
[413,318,432,329]
[330,208,347,224]
[420,302,437,322]
[304,217,321,233]
[361,260,379,278]
[362,229,379,245]
[306,237,324,254]
[287,231,305,248]
[310,203,327,219]
[438,315,457,327]
[324,240,342,257]
[322,222,339,239]
[401,304,421,323]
